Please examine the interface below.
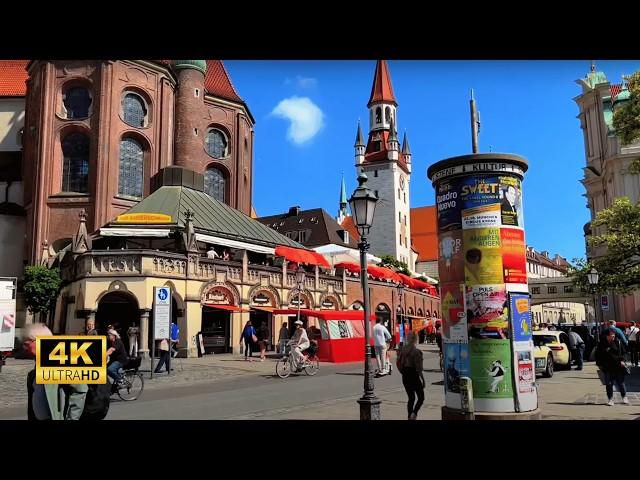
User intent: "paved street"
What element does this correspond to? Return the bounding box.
[1,344,639,420]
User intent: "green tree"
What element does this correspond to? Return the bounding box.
[612,71,640,172]
[23,266,62,323]
[378,254,411,275]
[571,197,640,294]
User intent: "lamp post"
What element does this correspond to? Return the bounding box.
[587,268,600,336]
[349,173,380,420]
[396,283,405,347]
[296,265,306,326]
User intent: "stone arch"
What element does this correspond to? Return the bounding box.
[248,285,281,307]
[95,288,140,340]
[319,292,343,310]
[286,288,314,309]
[199,281,240,306]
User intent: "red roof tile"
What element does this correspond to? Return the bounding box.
[340,215,361,243]
[204,60,243,103]
[410,206,438,261]
[0,60,28,97]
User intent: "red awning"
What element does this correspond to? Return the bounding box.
[397,272,416,288]
[335,262,361,273]
[204,304,251,313]
[367,265,401,282]
[273,309,376,321]
[275,246,331,268]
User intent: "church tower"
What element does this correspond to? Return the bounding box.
[354,60,413,267]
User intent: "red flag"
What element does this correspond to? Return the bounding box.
[610,83,623,102]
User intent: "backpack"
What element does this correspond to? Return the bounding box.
[80,383,111,421]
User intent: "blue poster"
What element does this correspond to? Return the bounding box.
[443,341,470,394]
[510,293,531,342]
[436,179,462,232]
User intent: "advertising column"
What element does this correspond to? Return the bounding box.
[428,153,539,419]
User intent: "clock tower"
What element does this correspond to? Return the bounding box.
[353,60,413,268]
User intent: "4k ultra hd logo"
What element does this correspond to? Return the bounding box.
[36,336,107,384]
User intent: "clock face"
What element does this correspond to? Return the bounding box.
[400,175,406,190]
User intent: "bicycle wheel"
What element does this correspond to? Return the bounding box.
[117,371,144,401]
[276,357,291,378]
[304,356,319,376]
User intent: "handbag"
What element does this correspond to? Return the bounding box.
[251,334,258,343]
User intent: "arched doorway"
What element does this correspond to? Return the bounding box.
[249,288,280,351]
[96,291,140,352]
[201,284,238,354]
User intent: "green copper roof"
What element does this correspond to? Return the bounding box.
[585,70,608,88]
[173,60,207,74]
[339,175,347,206]
[118,185,303,248]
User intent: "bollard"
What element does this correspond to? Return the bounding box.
[459,376,475,420]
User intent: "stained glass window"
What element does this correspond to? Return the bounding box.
[205,129,228,158]
[204,167,225,202]
[63,87,91,119]
[118,138,143,198]
[61,133,89,193]
[123,93,147,128]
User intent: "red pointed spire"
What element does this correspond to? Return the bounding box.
[367,60,397,107]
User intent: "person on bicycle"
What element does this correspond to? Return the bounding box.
[288,320,310,371]
[107,329,128,386]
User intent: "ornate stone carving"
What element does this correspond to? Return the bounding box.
[200,282,240,306]
[152,257,186,275]
[248,285,281,308]
[248,270,261,283]
[198,262,216,279]
[93,256,141,273]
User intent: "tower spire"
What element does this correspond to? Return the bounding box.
[337,174,348,224]
[367,60,397,107]
[401,131,411,155]
[354,120,365,147]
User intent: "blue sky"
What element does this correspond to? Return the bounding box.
[225,60,639,262]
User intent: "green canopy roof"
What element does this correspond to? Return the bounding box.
[114,185,303,249]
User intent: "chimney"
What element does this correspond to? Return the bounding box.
[288,206,301,217]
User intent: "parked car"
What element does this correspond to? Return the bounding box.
[556,324,597,362]
[532,330,571,368]
[533,338,554,378]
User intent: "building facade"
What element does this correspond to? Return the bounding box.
[575,64,640,322]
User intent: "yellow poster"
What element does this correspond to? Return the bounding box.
[463,228,503,285]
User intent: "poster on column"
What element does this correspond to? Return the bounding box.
[463,228,503,285]
[499,176,524,228]
[501,228,527,284]
[462,203,502,230]
[436,179,462,232]
[459,176,501,209]
[443,341,470,394]
[438,230,464,284]
[510,293,532,342]
[469,339,514,400]
[516,350,535,394]
[466,285,509,339]
[441,283,467,342]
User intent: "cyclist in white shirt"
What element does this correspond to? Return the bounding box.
[626,321,639,366]
[373,318,392,376]
[288,320,310,371]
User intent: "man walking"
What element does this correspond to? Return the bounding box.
[373,317,392,376]
[626,322,639,366]
[568,328,585,370]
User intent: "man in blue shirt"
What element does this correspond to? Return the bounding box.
[170,322,180,358]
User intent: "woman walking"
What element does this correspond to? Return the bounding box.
[596,328,629,406]
[396,331,425,420]
[257,321,270,362]
[241,320,257,361]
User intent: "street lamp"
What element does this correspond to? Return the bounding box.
[396,282,405,347]
[349,172,380,420]
[587,268,600,336]
[296,265,306,326]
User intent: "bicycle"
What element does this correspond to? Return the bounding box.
[111,356,144,401]
[276,344,319,378]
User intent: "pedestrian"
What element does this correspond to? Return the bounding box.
[277,322,289,355]
[154,334,171,374]
[568,328,585,370]
[373,317,392,376]
[396,331,425,420]
[257,320,269,362]
[85,319,98,335]
[288,320,310,371]
[107,329,128,383]
[596,329,629,406]
[604,320,628,349]
[127,322,139,357]
[170,321,180,358]
[23,324,88,420]
[626,321,639,366]
[240,320,257,361]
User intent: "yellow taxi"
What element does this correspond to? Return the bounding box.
[533,330,571,373]
[533,337,554,377]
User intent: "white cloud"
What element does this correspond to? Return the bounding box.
[284,76,318,89]
[271,96,324,145]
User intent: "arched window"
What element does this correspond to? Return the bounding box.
[61,132,89,193]
[122,93,147,128]
[204,167,225,202]
[375,107,382,124]
[63,87,91,119]
[118,137,144,198]
[205,129,228,158]
[385,106,391,123]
